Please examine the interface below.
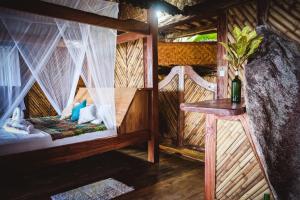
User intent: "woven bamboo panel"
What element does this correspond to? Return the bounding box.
[26,82,57,117]
[115,39,144,88]
[216,120,271,200]
[158,42,217,67]
[183,76,215,147]
[159,75,179,145]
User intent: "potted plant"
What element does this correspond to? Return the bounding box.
[220,26,263,103]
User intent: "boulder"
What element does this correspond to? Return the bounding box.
[245,26,300,200]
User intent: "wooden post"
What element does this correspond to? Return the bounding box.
[257,0,270,26]
[205,114,217,200]
[144,7,159,163]
[217,11,228,99]
[177,66,185,147]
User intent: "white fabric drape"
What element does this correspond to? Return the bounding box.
[0,20,35,126]
[0,0,118,129]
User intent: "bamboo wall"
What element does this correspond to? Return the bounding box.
[216,120,271,199]
[26,83,56,117]
[217,0,300,199]
[227,0,300,96]
[159,75,216,147]
[115,39,144,88]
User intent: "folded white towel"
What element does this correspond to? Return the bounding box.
[12,107,24,122]
[5,119,34,133]
[2,107,34,134]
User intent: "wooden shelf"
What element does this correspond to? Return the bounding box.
[180,98,246,116]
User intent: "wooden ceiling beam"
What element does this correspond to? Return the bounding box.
[117,32,146,44]
[158,12,219,35]
[0,0,150,35]
[162,24,217,40]
[183,0,251,15]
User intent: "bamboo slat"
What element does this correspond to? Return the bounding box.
[159,75,179,145]
[220,0,299,198]
[115,39,144,88]
[216,120,271,200]
[26,82,57,117]
[183,76,215,147]
[227,1,257,98]
[268,0,300,43]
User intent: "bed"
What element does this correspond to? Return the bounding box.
[0,88,152,168]
[0,0,159,170]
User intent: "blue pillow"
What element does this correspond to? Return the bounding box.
[71,100,87,121]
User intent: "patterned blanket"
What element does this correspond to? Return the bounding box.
[29,116,106,140]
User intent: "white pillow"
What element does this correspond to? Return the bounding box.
[78,105,96,124]
[60,102,79,120]
[91,119,103,125]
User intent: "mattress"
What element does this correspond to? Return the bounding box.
[0,129,117,156]
[0,128,52,156]
[29,116,107,140]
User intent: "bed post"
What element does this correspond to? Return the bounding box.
[144,7,159,163]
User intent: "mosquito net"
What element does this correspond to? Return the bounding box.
[0,0,118,130]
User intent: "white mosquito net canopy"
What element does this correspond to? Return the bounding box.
[0,0,118,130]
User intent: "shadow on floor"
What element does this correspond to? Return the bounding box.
[0,147,204,200]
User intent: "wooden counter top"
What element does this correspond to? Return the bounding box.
[180,98,246,116]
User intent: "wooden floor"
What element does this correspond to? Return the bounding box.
[0,147,204,200]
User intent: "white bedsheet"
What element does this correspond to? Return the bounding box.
[0,128,52,156]
[0,128,117,156]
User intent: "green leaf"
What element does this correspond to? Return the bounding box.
[241,26,251,35]
[247,36,263,56]
[247,30,257,41]
[232,26,242,41]
[220,25,263,69]
[236,36,248,58]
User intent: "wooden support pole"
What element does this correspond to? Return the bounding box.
[205,114,217,200]
[0,0,150,35]
[256,0,270,26]
[144,7,159,163]
[217,11,228,99]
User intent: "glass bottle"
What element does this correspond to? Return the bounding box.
[263,193,270,200]
[231,70,241,103]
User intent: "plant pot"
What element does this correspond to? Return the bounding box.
[231,70,241,103]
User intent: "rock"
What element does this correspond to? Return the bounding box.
[245,26,300,200]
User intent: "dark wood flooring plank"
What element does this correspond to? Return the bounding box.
[0,148,204,200]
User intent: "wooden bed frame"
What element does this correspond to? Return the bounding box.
[0,0,159,169]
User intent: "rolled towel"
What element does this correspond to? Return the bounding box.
[3,107,34,134]
[12,107,24,122]
[4,118,34,133]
